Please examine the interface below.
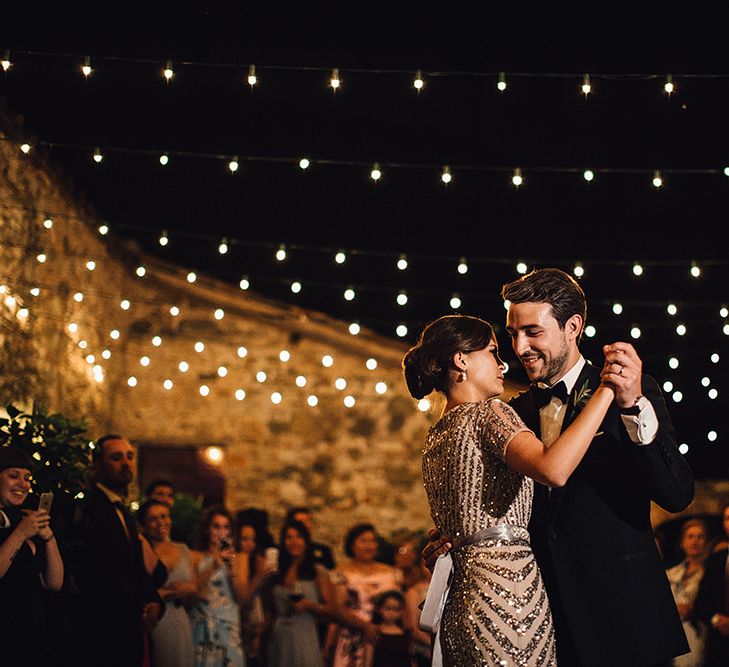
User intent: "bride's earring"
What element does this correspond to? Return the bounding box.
[459,369,467,382]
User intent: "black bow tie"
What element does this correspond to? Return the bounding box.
[532,381,569,407]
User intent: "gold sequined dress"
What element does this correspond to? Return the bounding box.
[422,398,556,666]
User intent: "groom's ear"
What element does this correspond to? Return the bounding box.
[565,314,583,342]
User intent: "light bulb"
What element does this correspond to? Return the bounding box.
[101,350,111,360]
[583,169,594,182]
[322,355,334,367]
[457,259,468,274]
[235,389,246,401]
[335,251,346,264]
[256,371,267,382]
[43,217,53,229]
[397,255,408,270]
[516,262,528,274]
[573,264,584,277]
[581,73,591,96]
[299,158,310,170]
[120,299,131,310]
[93,149,103,163]
[140,356,150,367]
[218,239,228,254]
[344,288,355,301]
[450,296,461,309]
[136,266,146,277]
[375,382,387,394]
[370,163,382,181]
[291,281,302,293]
[178,361,189,372]
[86,260,96,271]
[110,329,120,340]
[418,398,431,411]
[664,75,674,95]
[613,303,623,314]
[690,264,701,278]
[237,346,248,358]
[214,308,225,320]
[330,68,340,90]
[187,271,197,283]
[585,325,596,338]
[441,166,452,184]
[512,168,523,187]
[652,170,663,188]
[413,70,424,90]
[366,358,377,370]
[199,385,210,397]
[396,292,408,306]
[247,64,257,87]
[20,143,31,154]
[170,306,180,316]
[239,277,250,290]
[276,245,286,261]
[98,224,109,235]
[271,392,282,404]
[194,341,205,353]
[630,326,641,339]
[335,378,347,390]
[163,61,174,80]
[396,324,408,337]
[343,395,356,408]
[667,304,677,315]
[307,395,319,407]
[159,153,169,166]
[152,336,162,347]
[349,322,360,335]
[228,158,239,172]
[633,264,643,276]
[218,366,228,377]
[497,72,507,92]
[296,376,307,387]
[73,292,84,302]
[127,376,137,387]
[82,56,92,77]
[1,51,10,71]
[163,379,173,390]
[279,350,290,362]
[158,230,169,246]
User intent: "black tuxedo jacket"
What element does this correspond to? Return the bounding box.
[510,362,693,667]
[67,485,161,666]
[694,548,729,666]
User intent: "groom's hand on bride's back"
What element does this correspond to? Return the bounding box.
[422,528,452,572]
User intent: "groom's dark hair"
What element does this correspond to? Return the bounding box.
[501,268,587,342]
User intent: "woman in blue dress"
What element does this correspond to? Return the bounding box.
[191,506,248,667]
[266,519,335,667]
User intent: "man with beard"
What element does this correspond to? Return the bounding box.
[423,268,694,667]
[68,434,163,666]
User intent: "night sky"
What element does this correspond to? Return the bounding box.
[2,5,727,478]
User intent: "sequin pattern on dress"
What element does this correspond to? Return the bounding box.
[422,398,556,666]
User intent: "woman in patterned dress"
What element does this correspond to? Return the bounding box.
[403,315,615,666]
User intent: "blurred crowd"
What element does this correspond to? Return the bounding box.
[2,435,729,667]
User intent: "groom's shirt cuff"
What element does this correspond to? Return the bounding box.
[621,400,658,445]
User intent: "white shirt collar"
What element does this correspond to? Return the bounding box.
[538,355,586,394]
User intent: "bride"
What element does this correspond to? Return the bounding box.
[403,315,615,666]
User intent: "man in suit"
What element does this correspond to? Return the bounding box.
[694,501,729,666]
[68,434,163,666]
[425,268,694,666]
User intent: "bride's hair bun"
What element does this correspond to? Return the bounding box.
[401,315,494,399]
[403,345,440,399]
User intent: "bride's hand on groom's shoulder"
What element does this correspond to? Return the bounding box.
[422,528,452,573]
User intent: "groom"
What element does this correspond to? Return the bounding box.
[425,268,693,667]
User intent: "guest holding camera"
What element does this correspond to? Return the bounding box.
[191,506,248,667]
[0,448,64,665]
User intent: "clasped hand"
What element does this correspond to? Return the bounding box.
[600,342,643,408]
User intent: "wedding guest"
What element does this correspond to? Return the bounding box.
[139,499,196,667]
[236,518,275,664]
[392,532,429,592]
[326,523,401,667]
[695,501,729,666]
[0,448,64,666]
[364,590,414,667]
[191,506,248,667]
[285,506,336,570]
[146,479,176,507]
[265,520,335,667]
[667,518,710,667]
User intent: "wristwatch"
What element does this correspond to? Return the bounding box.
[619,395,649,416]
